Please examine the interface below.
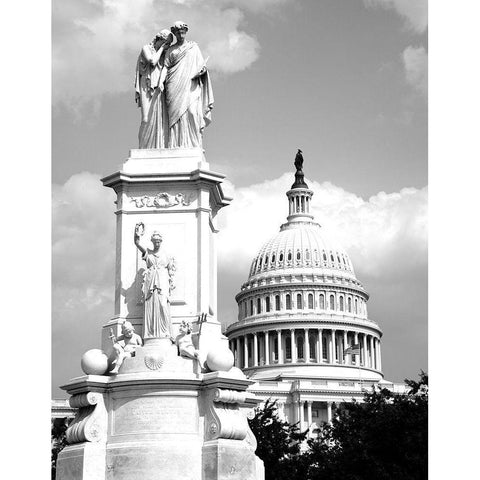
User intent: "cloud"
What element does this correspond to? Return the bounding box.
[364,0,427,33]
[52,171,427,392]
[402,45,427,96]
[53,0,290,111]
[217,173,427,280]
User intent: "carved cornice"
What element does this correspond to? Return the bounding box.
[130,192,192,209]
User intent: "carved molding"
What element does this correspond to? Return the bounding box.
[131,192,192,209]
[66,392,107,444]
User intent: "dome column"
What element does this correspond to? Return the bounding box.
[277,330,283,364]
[253,332,258,367]
[291,329,297,363]
[344,330,350,364]
[235,337,240,367]
[243,335,249,368]
[331,329,337,364]
[353,332,359,365]
[362,334,367,367]
[265,331,270,366]
[304,328,310,363]
[318,328,323,363]
[327,402,333,423]
[369,335,374,368]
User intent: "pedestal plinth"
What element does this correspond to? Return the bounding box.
[56,370,264,480]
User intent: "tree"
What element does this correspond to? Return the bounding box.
[51,417,70,480]
[248,398,309,480]
[306,372,428,480]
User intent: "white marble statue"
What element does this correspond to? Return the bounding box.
[110,322,143,374]
[135,29,174,148]
[175,321,199,360]
[159,21,214,148]
[134,223,176,340]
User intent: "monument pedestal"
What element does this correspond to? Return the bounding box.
[57,148,264,479]
[56,369,264,480]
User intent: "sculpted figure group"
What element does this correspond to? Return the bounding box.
[135,21,213,149]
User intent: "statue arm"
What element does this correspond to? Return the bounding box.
[159,65,168,92]
[134,232,147,256]
[142,44,166,67]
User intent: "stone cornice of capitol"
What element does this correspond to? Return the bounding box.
[236,279,368,302]
[226,314,383,337]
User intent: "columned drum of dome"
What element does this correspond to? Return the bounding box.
[225,152,390,432]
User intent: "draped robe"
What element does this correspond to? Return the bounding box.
[163,41,214,148]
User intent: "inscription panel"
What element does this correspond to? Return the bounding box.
[112,395,199,436]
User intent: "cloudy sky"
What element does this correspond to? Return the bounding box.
[52,0,428,397]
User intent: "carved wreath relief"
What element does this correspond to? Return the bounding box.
[131,192,191,209]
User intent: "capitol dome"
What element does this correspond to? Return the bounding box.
[226,152,384,422]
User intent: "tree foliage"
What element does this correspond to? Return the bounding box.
[248,398,309,480]
[51,418,70,480]
[249,372,428,480]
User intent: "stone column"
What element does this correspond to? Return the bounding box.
[331,330,337,364]
[327,402,332,423]
[292,400,298,423]
[307,401,313,426]
[369,335,374,368]
[304,328,310,363]
[354,332,359,365]
[277,330,283,364]
[318,329,323,363]
[253,332,258,367]
[299,400,304,426]
[265,331,270,366]
[236,337,240,367]
[362,334,367,367]
[244,334,249,368]
[344,330,349,365]
[291,329,297,363]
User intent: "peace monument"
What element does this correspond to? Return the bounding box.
[56,21,264,480]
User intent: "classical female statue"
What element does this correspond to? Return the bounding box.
[135,29,173,148]
[159,21,214,148]
[134,223,175,340]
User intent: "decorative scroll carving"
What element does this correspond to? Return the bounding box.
[66,392,107,444]
[131,192,192,209]
[205,388,249,441]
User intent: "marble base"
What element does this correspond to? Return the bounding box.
[56,371,264,480]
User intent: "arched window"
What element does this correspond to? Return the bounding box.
[339,296,344,311]
[265,296,271,312]
[250,300,253,316]
[287,251,292,261]
[279,252,284,262]
[319,294,325,309]
[285,337,292,359]
[329,295,335,310]
[323,252,327,261]
[348,297,352,312]
[337,254,341,264]
[257,298,262,314]
[306,249,311,261]
[309,335,316,360]
[354,298,358,314]
[286,294,292,310]
[296,250,301,261]
[275,295,280,311]
[308,293,314,309]
[314,250,319,262]
[271,253,276,263]
[297,293,303,309]
[297,336,304,360]
[330,253,335,262]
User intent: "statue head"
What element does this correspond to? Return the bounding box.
[150,231,163,250]
[179,320,191,335]
[122,321,135,338]
[171,21,188,43]
[153,29,172,49]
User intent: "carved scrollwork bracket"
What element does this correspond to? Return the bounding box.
[205,388,249,441]
[65,392,107,444]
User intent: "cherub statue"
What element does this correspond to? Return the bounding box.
[175,320,199,360]
[110,321,143,374]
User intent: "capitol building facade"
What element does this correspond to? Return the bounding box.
[226,161,405,434]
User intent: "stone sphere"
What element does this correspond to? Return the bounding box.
[81,349,109,375]
[206,345,234,372]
